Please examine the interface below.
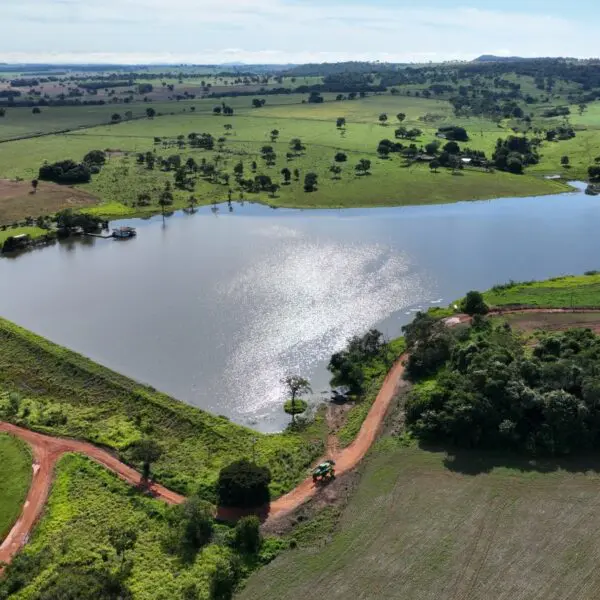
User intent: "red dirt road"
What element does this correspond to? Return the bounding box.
[0,422,185,567]
[2,307,595,567]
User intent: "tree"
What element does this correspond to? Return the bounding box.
[293,168,300,180]
[561,155,570,167]
[210,558,238,600]
[164,496,214,558]
[429,160,440,173]
[443,141,460,154]
[589,165,600,181]
[336,117,346,129]
[111,113,121,123]
[268,183,280,198]
[234,161,244,180]
[252,98,266,108]
[146,107,156,118]
[329,165,342,179]
[334,152,347,162]
[107,526,137,565]
[425,141,441,155]
[355,158,371,176]
[224,123,233,133]
[396,112,406,123]
[218,460,271,508]
[460,290,489,316]
[83,150,107,167]
[270,129,279,142]
[31,179,39,193]
[280,167,291,184]
[304,172,318,192]
[130,439,162,481]
[233,516,261,554]
[379,113,388,125]
[32,107,41,114]
[0,108,5,117]
[290,138,305,154]
[281,375,311,423]
[213,106,222,115]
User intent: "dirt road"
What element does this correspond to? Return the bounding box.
[2,306,595,566]
[0,422,185,567]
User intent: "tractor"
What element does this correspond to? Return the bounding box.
[312,459,336,484]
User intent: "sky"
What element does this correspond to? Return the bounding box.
[1,0,599,65]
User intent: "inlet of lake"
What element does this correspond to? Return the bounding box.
[1,182,598,432]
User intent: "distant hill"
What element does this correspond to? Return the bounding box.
[474,55,529,63]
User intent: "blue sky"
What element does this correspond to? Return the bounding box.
[1,0,598,64]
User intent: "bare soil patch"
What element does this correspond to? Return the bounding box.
[0,179,99,224]
[501,311,600,333]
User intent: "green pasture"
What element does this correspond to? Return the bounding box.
[240,440,600,600]
[0,94,571,216]
[0,433,31,541]
[484,273,600,308]
[0,226,47,245]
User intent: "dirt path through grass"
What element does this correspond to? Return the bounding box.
[3,306,600,569]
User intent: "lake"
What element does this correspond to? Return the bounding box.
[1,182,598,432]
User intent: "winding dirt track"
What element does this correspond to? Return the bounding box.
[2,307,597,567]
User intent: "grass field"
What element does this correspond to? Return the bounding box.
[240,439,600,600]
[0,433,31,541]
[0,93,571,218]
[484,273,600,308]
[0,317,326,498]
[0,454,267,600]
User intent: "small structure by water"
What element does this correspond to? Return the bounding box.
[112,226,137,239]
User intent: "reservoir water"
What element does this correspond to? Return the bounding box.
[1,182,598,431]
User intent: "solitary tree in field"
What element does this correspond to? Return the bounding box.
[32,107,41,114]
[334,152,348,163]
[270,129,280,142]
[290,138,306,154]
[111,113,122,123]
[329,165,342,179]
[293,168,300,181]
[224,123,233,134]
[304,172,318,192]
[396,112,406,123]
[336,117,346,129]
[355,158,372,176]
[561,155,570,167]
[429,160,440,173]
[146,107,156,118]
[281,375,311,424]
[31,179,39,193]
[130,439,163,482]
[379,113,388,125]
[280,167,291,184]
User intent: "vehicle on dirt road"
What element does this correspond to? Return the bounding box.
[312,459,335,483]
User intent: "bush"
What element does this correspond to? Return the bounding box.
[460,290,489,315]
[284,399,308,415]
[39,160,91,185]
[83,150,107,166]
[164,496,214,558]
[217,460,271,508]
[233,516,262,554]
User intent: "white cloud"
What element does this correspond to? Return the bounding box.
[0,1,595,64]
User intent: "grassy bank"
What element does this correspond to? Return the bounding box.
[0,454,282,600]
[0,226,47,245]
[0,317,325,498]
[483,272,600,308]
[0,94,571,218]
[240,440,600,600]
[0,433,31,541]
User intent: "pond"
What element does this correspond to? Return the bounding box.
[1,182,598,432]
